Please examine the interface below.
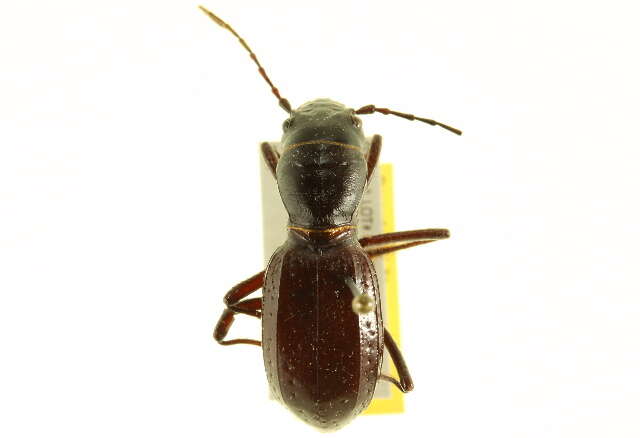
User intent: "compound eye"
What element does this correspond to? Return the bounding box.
[282,118,294,131]
[351,115,362,129]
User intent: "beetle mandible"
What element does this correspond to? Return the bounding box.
[199,6,461,431]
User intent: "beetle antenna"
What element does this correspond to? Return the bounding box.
[198,6,292,114]
[355,105,462,135]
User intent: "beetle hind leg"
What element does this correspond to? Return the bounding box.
[261,142,279,179]
[379,374,412,393]
[214,271,265,347]
[379,328,414,393]
[214,298,262,346]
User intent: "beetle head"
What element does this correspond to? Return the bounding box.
[280,99,365,148]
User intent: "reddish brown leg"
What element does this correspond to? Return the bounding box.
[380,329,414,393]
[366,134,382,183]
[367,241,435,257]
[261,142,279,179]
[228,297,262,318]
[359,228,450,258]
[214,271,265,347]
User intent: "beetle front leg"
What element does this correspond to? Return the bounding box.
[261,141,279,179]
[379,328,414,393]
[213,271,265,347]
[366,134,382,183]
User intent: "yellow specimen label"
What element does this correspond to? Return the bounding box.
[364,164,404,415]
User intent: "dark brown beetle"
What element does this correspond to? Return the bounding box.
[200,6,461,431]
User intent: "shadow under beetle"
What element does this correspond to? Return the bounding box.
[200,6,461,431]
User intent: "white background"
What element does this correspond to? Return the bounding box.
[1,1,639,436]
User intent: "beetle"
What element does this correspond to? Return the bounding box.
[199,6,461,430]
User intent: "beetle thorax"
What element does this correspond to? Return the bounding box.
[276,99,367,229]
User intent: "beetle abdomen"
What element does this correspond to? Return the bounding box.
[262,237,383,430]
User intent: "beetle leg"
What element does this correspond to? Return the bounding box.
[366,134,382,183]
[214,299,263,347]
[261,142,280,179]
[360,228,450,258]
[380,328,414,393]
[214,271,265,347]
[360,228,450,248]
[379,374,408,392]
[214,308,261,346]
[366,240,437,258]
[228,297,262,318]
[223,270,264,306]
